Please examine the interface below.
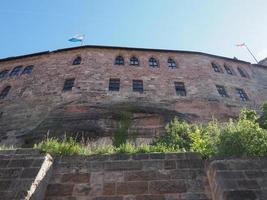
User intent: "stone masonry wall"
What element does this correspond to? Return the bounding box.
[207,159,267,200]
[0,149,53,200]
[45,152,211,200]
[1,46,267,145]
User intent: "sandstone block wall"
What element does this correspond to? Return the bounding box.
[207,159,267,200]
[0,46,267,145]
[0,149,53,200]
[45,152,211,200]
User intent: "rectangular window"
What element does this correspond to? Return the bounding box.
[109,78,120,91]
[63,78,75,91]
[10,66,22,77]
[216,85,228,97]
[175,82,186,96]
[133,80,143,92]
[236,88,249,101]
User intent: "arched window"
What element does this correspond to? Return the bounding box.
[21,65,34,75]
[149,57,159,68]
[0,86,11,99]
[115,56,124,65]
[168,58,177,68]
[10,66,22,77]
[130,56,139,66]
[211,62,223,73]
[0,70,9,79]
[72,56,82,65]
[237,67,248,78]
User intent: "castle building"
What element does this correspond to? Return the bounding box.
[0,45,267,146]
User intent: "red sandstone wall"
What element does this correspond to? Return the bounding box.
[0,47,267,145]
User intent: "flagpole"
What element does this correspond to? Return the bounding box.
[244,44,258,64]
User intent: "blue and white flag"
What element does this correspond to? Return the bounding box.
[68,34,85,43]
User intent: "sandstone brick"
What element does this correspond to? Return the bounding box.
[149,153,165,160]
[21,167,40,178]
[132,154,149,160]
[117,182,148,195]
[136,195,165,200]
[94,196,123,200]
[103,183,116,195]
[176,159,203,169]
[125,170,170,181]
[73,184,91,196]
[164,160,176,169]
[223,190,257,200]
[149,180,187,194]
[46,184,74,197]
[104,171,124,182]
[61,173,90,183]
[0,168,22,179]
[104,161,142,171]
[0,180,11,191]
[142,161,164,170]
[109,154,131,160]
[8,158,34,167]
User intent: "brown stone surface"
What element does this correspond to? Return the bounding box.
[0,46,266,146]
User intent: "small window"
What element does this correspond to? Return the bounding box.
[175,82,186,96]
[168,58,177,68]
[10,66,23,77]
[21,65,33,75]
[212,63,222,73]
[0,86,11,99]
[73,56,82,65]
[216,85,228,97]
[149,57,159,68]
[63,78,75,91]
[115,56,124,65]
[133,80,143,92]
[224,65,234,75]
[130,56,139,66]
[236,88,249,101]
[237,67,248,78]
[109,78,120,91]
[0,70,9,79]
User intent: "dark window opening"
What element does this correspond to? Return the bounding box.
[130,56,139,66]
[0,86,11,99]
[236,88,249,101]
[168,58,177,68]
[149,57,159,68]
[10,66,22,77]
[212,63,222,73]
[237,67,248,78]
[175,82,186,96]
[63,78,75,91]
[224,65,234,75]
[133,80,143,92]
[0,70,9,79]
[216,85,228,97]
[21,65,34,75]
[109,78,120,91]
[115,56,124,65]
[73,56,82,65]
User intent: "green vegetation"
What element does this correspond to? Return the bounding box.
[35,102,267,158]
[0,145,14,150]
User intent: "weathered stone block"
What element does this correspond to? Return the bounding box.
[104,161,142,171]
[61,173,90,183]
[103,183,116,195]
[149,180,187,194]
[117,182,148,195]
[45,184,74,197]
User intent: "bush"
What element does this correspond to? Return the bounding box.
[153,117,192,151]
[258,102,267,129]
[217,110,267,157]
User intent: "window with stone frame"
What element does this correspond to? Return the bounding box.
[175,82,186,96]
[237,67,248,78]
[211,63,223,73]
[130,56,139,66]
[168,58,177,68]
[236,88,249,101]
[0,86,11,99]
[149,57,159,68]
[109,78,120,91]
[63,78,75,91]
[10,66,23,77]
[133,80,143,92]
[216,85,228,97]
[21,65,34,75]
[224,65,235,75]
[115,56,124,65]
[0,70,9,79]
[73,56,82,65]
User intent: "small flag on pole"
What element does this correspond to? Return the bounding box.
[236,43,246,47]
[68,34,85,45]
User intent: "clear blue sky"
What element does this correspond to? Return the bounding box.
[1,0,267,63]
